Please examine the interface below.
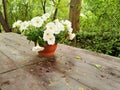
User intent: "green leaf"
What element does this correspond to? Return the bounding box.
[94,64,101,69]
[75,56,81,59]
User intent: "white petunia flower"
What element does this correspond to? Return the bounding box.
[32,45,44,52]
[61,20,72,32]
[61,20,72,27]
[19,21,29,31]
[43,30,54,41]
[55,19,65,33]
[27,21,32,26]
[41,13,50,21]
[31,16,44,27]
[67,27,73,33]
[12,20,22,28]
[46,22,57,34]
[69,33,75,40]
[47,35,55,45]
[43,30,55,45]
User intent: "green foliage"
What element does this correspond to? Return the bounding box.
[77,30,120,57]
[55,30,68,43]
[55,0,70,19]
[77,0,120,57]
[0,0,70,31]
[25,28,46,46]
[81,0,120,32]
[7,0,43,28]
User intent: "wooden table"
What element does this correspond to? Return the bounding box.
[0,33,120,90]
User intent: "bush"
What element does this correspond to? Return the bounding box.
[77,0,120,57]
[76,30,120,57]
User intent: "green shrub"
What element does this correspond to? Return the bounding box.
[76,30,120,57]
[77,0,120,57]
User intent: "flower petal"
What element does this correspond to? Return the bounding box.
[32,45,44,52]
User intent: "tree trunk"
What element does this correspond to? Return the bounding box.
[0,11,9,32]
[69,0,81,44]
[2,0,11,32]
[41,0,46,14]
[52,0,61,20]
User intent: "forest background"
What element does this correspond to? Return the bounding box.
[0,0,120,57]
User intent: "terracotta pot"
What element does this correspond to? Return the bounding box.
[38,44,57,57]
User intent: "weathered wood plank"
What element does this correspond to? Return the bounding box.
[55,45,120,90]
[0,69,47,90]
[0,33,42,67]
[57,44,120,72]
[0,33,120,90]
[0,61,92,90]
[0,51,17,74]
[1,56,119,90]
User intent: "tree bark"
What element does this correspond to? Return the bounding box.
[0,11,9,32]
[41,0,46,14]
[2,0,11,32]
[69,0,82,44]
[69,0,81,32]
[52,0,61,20]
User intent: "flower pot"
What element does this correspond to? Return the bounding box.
[38,44,57,57]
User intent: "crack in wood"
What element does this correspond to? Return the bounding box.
[0,68,17,75]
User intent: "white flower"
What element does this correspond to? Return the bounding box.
[47,35,55,45]
[31,16,44,27]
[46,22,57,33]
[27,21,32,26]
[46,22,60,34]
[32,45,44,52]
[12,13,75,46]
[67,27,73,33]
[69,33,75,40]
[61,20,72,28]
[43,30,55,45]
[55,19,65,33]
[41,13,50,21]
[61,20,73,33]
[19,21,29,31]
[12,20,22,28]
[80,13,86,18]
[43,30,54,41]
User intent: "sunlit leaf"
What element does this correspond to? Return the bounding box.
[94,64,101,69]
[79,87,84,90]
[75,56,81,59]
[68,88,72,90]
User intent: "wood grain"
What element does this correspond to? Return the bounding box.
[0,33,120,90]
